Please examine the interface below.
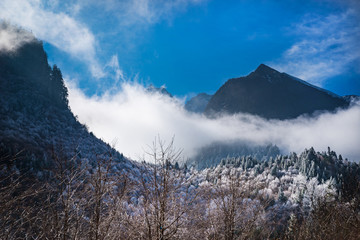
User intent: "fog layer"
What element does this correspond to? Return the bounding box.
[68,82,360,162]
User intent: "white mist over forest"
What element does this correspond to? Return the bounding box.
[67,82,360,162]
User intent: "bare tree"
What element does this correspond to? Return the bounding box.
[85,152,128,240]
[0,150,43,239]
[203,170,267,240]
[125,137,198,240]
[0,145,130,240]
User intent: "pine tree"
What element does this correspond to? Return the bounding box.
[309,161,316,178]
[50,65,68,108]
[174,161,180,170]
[271,165,278,176]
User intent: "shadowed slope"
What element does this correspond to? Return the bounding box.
[205,64,349,119]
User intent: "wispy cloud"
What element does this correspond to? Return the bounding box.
[105,55,125,83]
[273,10,360,85]
[67,81,360,162]
[0,0,104,78]
[0,0,207,82]
[86,0,207,26]
[72,0,208,53]
[0,21,35,52]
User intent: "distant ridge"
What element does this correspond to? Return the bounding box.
[185,93,212,113]
[147,84,173,97]
[204,64,349,119]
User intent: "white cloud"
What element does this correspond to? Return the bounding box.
[0,0,104,78]
[67,82,360,162]
[105,55,125,83]
[89,0,208,26]
[273,10,360,85]
[0,21,35,52]
[0,0,207,80]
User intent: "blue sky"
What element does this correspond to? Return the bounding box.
[1,0,360,160]
[1,0,359,97]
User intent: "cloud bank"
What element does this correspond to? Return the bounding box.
[67,82,360,162]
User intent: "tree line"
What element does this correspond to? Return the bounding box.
[1,139,359,239]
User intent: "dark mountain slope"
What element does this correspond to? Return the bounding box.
[185,93,212,113]
[204,64,349,119]
[0,36,130,173]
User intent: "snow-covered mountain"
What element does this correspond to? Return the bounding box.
[0,30,133,175]
[204,64,350,119]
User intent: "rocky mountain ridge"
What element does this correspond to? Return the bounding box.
[203,64,350,119]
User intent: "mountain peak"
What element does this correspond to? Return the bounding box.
[205,64,349,119]
[147,84,173,97]
[254,64,279,75]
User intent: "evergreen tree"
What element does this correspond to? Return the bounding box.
[174,161,180,170]
[278,189,287,203]
[50,65,68,108]
[309,161,316,178]
[271,165,278,176]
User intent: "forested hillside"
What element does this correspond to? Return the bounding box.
[0,29,130,175]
